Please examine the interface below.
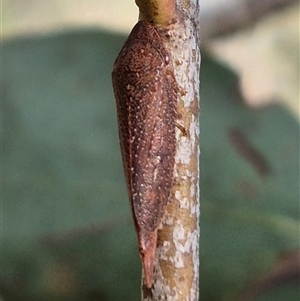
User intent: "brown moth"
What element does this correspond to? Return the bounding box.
[111,20,177,288]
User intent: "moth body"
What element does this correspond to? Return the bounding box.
[112,20,177,288]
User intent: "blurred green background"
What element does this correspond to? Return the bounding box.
[1,1,299,300]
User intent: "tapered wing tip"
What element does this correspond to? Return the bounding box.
[142,252,155,288]
[138,230,158,288]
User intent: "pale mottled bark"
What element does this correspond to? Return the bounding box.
[137,1,200,300]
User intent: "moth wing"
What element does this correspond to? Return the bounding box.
[129,67,177,232]
[112,21,177,232]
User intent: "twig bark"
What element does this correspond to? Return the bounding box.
[136,0,200,300]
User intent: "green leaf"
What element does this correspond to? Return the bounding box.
[200,55,299,300]
[2,29,299,301]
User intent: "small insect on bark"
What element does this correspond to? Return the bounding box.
[112,20,178,288]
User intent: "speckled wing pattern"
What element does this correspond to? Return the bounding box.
[112,21,177,233]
